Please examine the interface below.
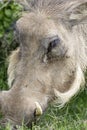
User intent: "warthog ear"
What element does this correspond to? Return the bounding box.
[65,0,87,26]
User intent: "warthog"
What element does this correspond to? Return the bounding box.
[0,0,87,129]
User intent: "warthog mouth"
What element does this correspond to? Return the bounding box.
[0,101,43,128]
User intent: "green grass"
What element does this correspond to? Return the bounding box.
[0,63,87,130]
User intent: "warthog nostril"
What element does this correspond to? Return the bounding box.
[34,102,43,117]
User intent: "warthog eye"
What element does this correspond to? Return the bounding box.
[48,38,60,53]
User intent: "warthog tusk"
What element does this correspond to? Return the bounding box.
[35,102,43,116]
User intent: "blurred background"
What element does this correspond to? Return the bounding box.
[0,0,23,90]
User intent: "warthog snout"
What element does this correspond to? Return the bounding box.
[0,90,44,127]
[0,0,87,128]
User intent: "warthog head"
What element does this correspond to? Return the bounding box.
[0,0,87,128]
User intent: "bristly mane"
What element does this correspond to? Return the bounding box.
[17,0,87,20]
[26,0,86,11]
